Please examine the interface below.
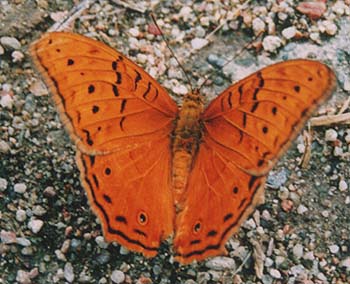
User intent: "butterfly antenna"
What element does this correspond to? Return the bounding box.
[150,13,193,93]
[198,31,264,92]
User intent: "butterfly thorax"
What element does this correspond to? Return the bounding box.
[171,90,204,206]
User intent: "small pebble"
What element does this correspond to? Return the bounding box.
[191,38,208,50]
[28,219,44,234]
[293,244,304,259]
[262,35,282,52]
[338,180,348,191]
[282,26,297,39]
[269,268,281,279]
[0,44,4,54]
[110,270,125,284]
[329,244,339,254]
[297,204,308,214]
[95,236,109,249]
[0,140,10,153]
[14,183,27,194]
[0,94,14,109]
[0,36,21,49]
[340,257,350,269]
[16,209,27,222]
[319,20,338,36]
[252,17,266,35]
[43,186,56,197]
[325,128,338,141]
[205,256,236,270]
[12,50,24,62]
[64,262,75,283]
[128,27,139,37]
[16,237,31,247]
[0,178,8,191]
[55,249,67,261]
[0,230,17,244]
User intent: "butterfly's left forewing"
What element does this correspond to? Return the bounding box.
[174,60,336,263]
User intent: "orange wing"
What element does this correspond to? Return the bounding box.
[202,60,336,175]
[174,60,336,263]
[30,32,178,257]
[77,137,174,257]
[30,32,178,154]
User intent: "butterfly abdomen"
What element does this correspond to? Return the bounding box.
[171,91,204,205]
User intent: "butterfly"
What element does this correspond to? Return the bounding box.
[30,32,336,264]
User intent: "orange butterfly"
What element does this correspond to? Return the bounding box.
[30,32,336,264]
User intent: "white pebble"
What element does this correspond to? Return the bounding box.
[16,209,27,222]
[191,38,208,50]
[119,245,129,255]
[205,256,236,270]
[339,180,348,191]
[95,236,108,249]
[179,6,193,20]
[325,128,337,141]
[0,36,21,49]
[55,249,67,261]
[292,244,304,259]
[16,270,31,284]
[329,244,339,254]
[0,177,7,191]
[172,84,188,95]
[340,257,350,269]
[28,219,44,234]
[262,35,282,52]
[128,27,139,37]
[0,140,10,153]
[136,53,147,64]
[0,94,14,109]
[269,268,281,279]
[0,44,4,55]
[12,50,24,62]
[64,262,75,283]
[282,26,297,39]
[297,204,308,214]
[343,79,350,92]
[320,20,338,36]
[110,270,125,283]
[16,237,31,247]
[14,183,27,194]
[334,146,343,156]
[252,17,266,35]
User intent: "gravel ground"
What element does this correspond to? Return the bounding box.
[1,1,350,283]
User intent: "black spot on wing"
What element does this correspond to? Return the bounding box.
[223,213,233,222]
[105,167,111,175]
[120,117,126,131]
[120,99,127,113]
[207,230,218,237]
[238,198,247,209]
[67,59,74,66]
[251,102,259,113]
[134,229,147,238]
[134,70,142,89]
[190,239,201,245]
[113,85,119,97]
[116,72,122,84]
[103,194,112,204]
[88,84,95,94]
[89,156,95,166]
[92,174,99,188]
[115,215,127,224]
[82,129,93,145]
